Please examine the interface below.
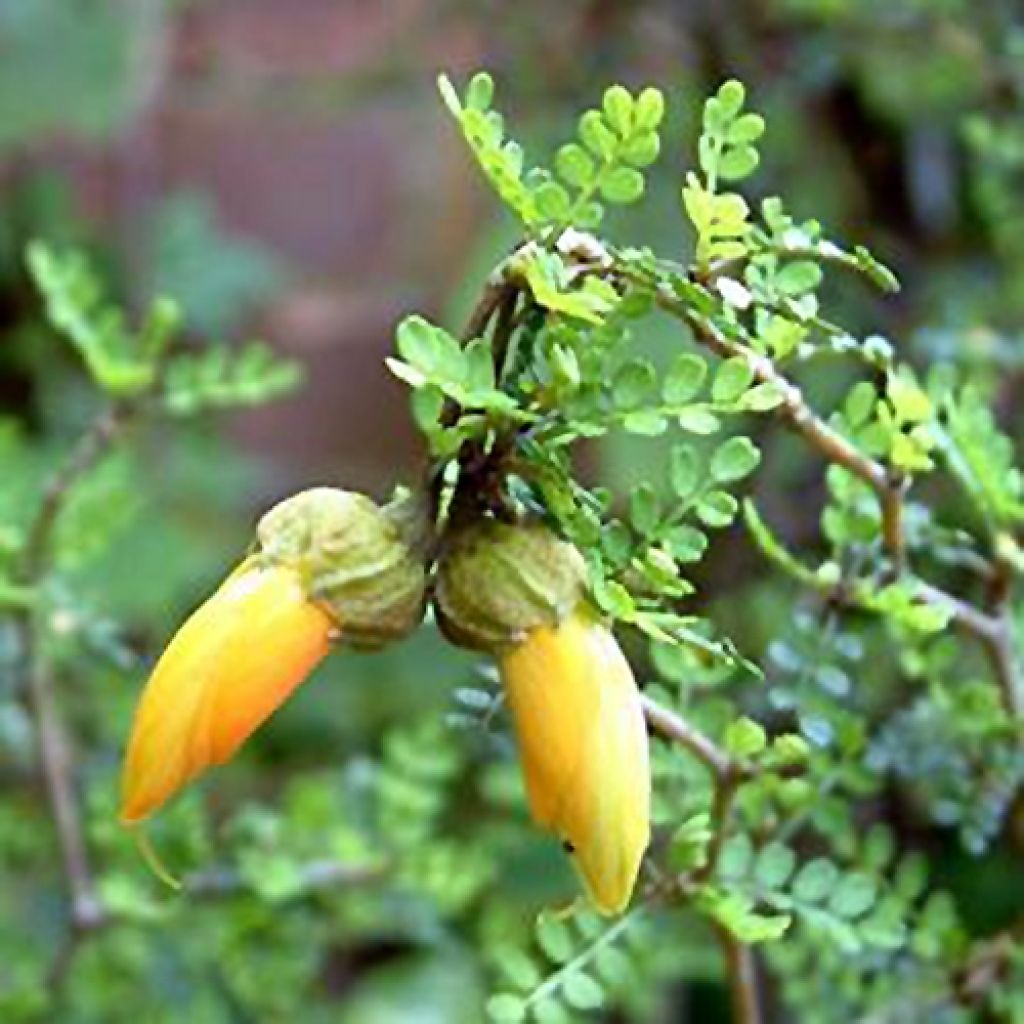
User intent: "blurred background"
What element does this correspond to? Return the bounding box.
[1,0,1023,1021]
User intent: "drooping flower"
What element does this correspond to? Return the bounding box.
[120,487,427,824]
[499,606,650,915]
[120,561,333,824]
[434,519,650,914]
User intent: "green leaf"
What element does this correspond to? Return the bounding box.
[593,578,635,619]
[712,358,754,403]
[727,113,766,144]
[718,145,759,182]
[534,1001,571,1024]
[397,315,444,372]
[536,913,574,963]
[486,995,526,1023]
[464,338,496,392]
[612,359,657,409]
[666,447,701,505]
[828,873,877,919]
[561,972,604,1010]
[162,343,302,415]
[602,85,634,135]
[719,835,755,880]
[629,484,661,535]
[466,71,494,110]
[792,859,839,903]
[600,166,644,204]
[844,382,877,428]
[696,490,739,528]
[776,261,823,296]
[664,524,707,563]
[635,87,665,130]
[579,110,617,160]
[740,382,786,411]
[754,842,797,890]
[725,716,767,758]
[710,437,761,483]
[556,143,596,188]
[663,354,707,404]
[622,130,660,167]
[717,79,746,118]
[534,181,572,221]
[28,242,159,395]
[677,407,721,435]
[623,410,668,435]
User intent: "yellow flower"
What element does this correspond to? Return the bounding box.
[120,561,333,824]
[120,486,428,826]
[499,606,650,915]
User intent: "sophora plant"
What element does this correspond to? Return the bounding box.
[9,72,1023,1023]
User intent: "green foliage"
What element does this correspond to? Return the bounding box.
[439,73,665,232]
[27,241,302,413]
[5,21,1024,1023]
[421,66,1024,1021]
[487,906,648,1023]
[161,342,302,416]
[28,241,171,395]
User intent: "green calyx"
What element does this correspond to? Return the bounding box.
[433,519,587,653]
[257,487,428,649]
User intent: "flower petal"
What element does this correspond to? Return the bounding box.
[120,563,333,824]
[500,608,650,914]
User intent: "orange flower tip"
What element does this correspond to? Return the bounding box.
[119,562,334,824]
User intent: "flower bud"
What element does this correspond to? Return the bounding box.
[500,605,650,915]
[433,519,587,652]
[120,487,428,824]
[435,519,649,913]
[258,487,428,649]
[120,560,333,824]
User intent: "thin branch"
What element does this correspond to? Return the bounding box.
[650,288,1023,718]
[641,694,731,782]
[716,925,765,1024]
[880,473,909,577]
[18,405,130,581]
[14,404,134,937]
[917,581,1023,718]
[656,291,889,497]
[182,858,386,900]
[21,624,105,930]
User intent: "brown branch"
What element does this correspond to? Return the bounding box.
[641,694,731,782]
[917,581,1023,718]
[18,405,130,581]
[21,624,106,931]
[650,287,1023,718]
[655,291,889,498]
[640,695,751,885]
[14,405,134,941]
[716,925,765,1024]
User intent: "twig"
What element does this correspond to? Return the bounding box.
[641,693,732,782]
[182,858,387,900]
[917,581,1023,718]
[19,406,130,580]
[716,925,764,1024]
[650,288,1023,718]
[656,291,889,497]
[14,405,134,950]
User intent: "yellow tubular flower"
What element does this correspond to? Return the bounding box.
[120,487,428,827]
[499,606,650,915]
[120,562,333,824]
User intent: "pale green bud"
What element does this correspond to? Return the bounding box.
[257,487,427,649]
[433,519,587,653]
